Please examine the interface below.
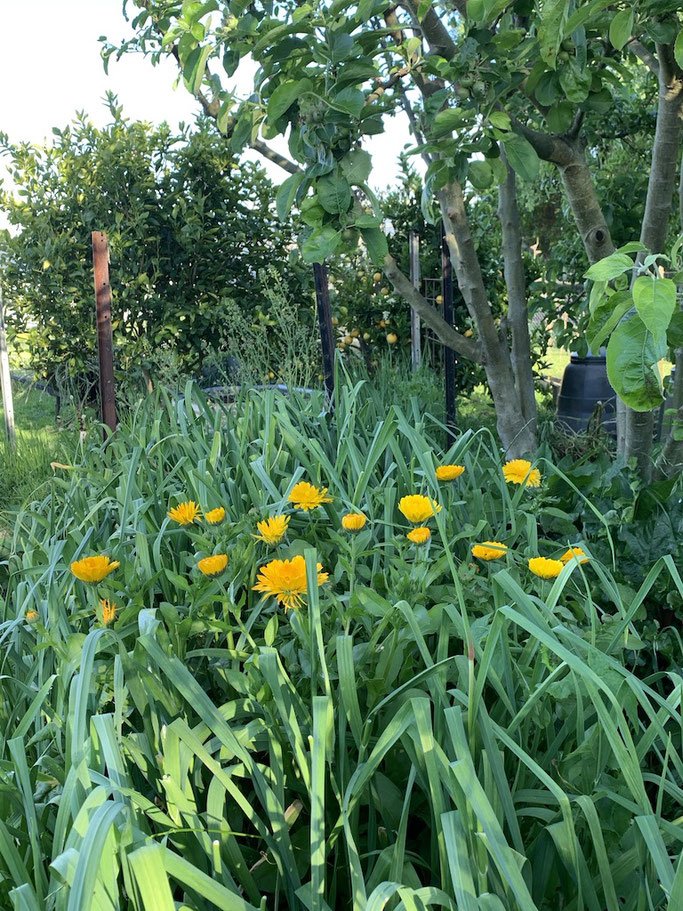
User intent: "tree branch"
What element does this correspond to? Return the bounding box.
[627,38,659,76]
[383,254,483,362]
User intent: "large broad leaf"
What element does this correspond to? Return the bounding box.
[329,87,366,118]
[584,252,633,282]
[675,28,683,70]
[537,0,568,67]
[317,174,352,214]
[667,309,683,349]
[632,275,677,343]
[503,134,540,182]
[301,225,342,263]
[340,149,372,185]
[609,8,634,50]
[276,173,305,222]
[267,78,312,123]
[182,44,212,95]
[468,160,494,190]
[606,314,666,411]
[361,226,388,266]
[586,289,632,353]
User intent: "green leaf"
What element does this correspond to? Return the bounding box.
[667,309,683,349]
[317,175,352,214]
[267,78,312,123]
[546,102,573,133]
[586,289,633,353]
[276,172,305,221]
[468,160,494,190]
[489,111,511,131]
[503,134,540,182]
[361,226,389,266]
[329,87,366,118]
[340,149,372,185]
[559,62,592,103]
[632,275,677,342]
[301,225,343,263]
[606,314,666,411]
[432,108,466,137]
[609,9,634,50]
[538,0,569,67]
[584,252,634,282]
[182,44,212,95]
[675,29,683,70]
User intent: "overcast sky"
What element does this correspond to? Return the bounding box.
[0,0,416,195]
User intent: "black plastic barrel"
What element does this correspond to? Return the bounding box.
[556,352,617,434]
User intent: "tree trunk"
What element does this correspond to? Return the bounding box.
[438,181,537,456]
[623,55,683,480]
[557,142,616,265]
[498,147,537,438]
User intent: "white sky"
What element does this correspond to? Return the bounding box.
[0,0,416,197]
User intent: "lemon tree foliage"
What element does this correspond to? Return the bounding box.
[1,379,682,908]
[108,0,683,469]
[0,100,303,390]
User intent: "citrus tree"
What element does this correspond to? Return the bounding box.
[107,1,683,472]
[0,98,304,391]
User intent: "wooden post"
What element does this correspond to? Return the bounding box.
[441,223,456,445]
[92,231,117,436]
[0,285,16,449]
[313,262,335,401]
[409,232,422,371]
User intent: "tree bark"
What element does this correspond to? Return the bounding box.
[556,144,616,265]
[624,50,683,480]
[438,181,537,456]
[498,147,538,439]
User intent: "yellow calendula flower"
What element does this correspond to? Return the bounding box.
[560,546,589,565]
[204,506,226,525]
[71,555,120,583]
[342,512,367,532]
[99,599,116,626]
[288,481,332,511]
[253,555,328,612]
[256,515,290,545]
[407,527,431,544]
[168,500,201,525]
[472,541,507,561]
[436,464,465,482]
[529,557,564,579]
[398,495,442,524]
[25,610,38,622]
[502,459,541,488]
[197,554,228,577]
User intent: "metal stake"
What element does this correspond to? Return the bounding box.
[409,231,422,371]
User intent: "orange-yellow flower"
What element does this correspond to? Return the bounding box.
[502,459,541,488]
[197,554,228,577]
[256,515,290,545]
[71,555,120,583]
[529,557,564,579]
[99,599,116,625]
[342,512,367,532]
[168,500,201,525]
[288,481,332,511]
[472,541,507,561]
[560,546,589,565]
[398,495,441,524]
[204,507,226,525]
[25,610,38,623]
[436,464,465,482]
[253,555,328,612]
[407,527,431,544]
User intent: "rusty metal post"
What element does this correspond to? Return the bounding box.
[92,232,117,436]
[0,285,16,449]
[313,262,335,402]
[441,223,456,445]
[409,232,421,371]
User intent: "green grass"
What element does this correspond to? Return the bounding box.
[1,376,681,909]
[0,382,70,529]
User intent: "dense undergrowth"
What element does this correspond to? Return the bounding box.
[1,376,682,910]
